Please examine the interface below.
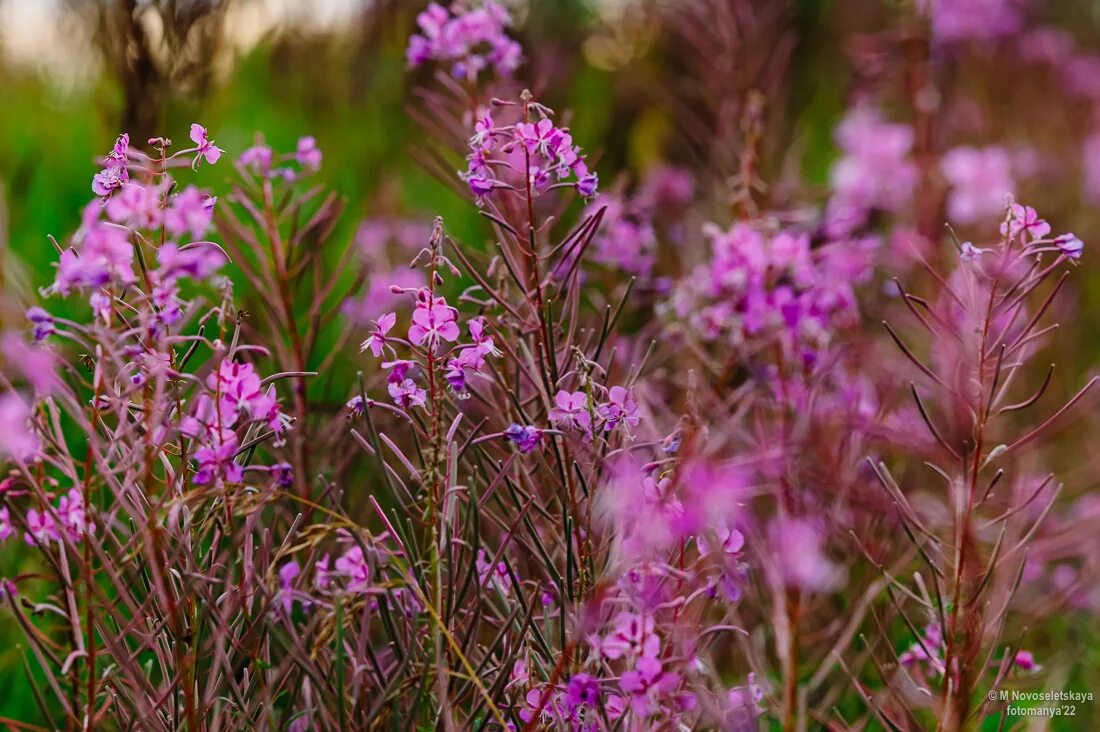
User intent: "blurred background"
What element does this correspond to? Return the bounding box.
[5,0,1100,724]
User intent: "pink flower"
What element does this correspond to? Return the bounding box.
[476,549,513,595]
[1014,650,1041,672]
[596,612,661,660]
[941,146,1013,225]
[189,123,224,167]
[1000,203,1050,240]
[296,136,322,172]
[361,312,397,357]
[240,144,274,174]
[278,561,302,615]
[55,489,93,541]
[0,507,12,543]
[598,386,640,432]
[516,118,555,156]
[193,436,243,486]
[619,657,680,716]
[165,186,216,239]
[0,392,38,461]
[105,182,160,227]
[389,378,427,410]
[1055,233,1084,259]
[548,390,592,435]
[503,424,543,454]
[91,133,130,199]
[407,293,460,347]
[24,508,59,546]
[335,546,370,592]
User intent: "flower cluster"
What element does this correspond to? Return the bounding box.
[548,385,640,439]
[670,221,864,368]
[462,105,598,202]
[406,1,522,81]
[825,106,916,237]
[239,135,324,180]
[182,359,292,485]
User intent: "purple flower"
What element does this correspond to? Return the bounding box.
[0,392,38,461]
[361,312,397,357]
[575,171,599,198]
[406,1,521,80]
[278,561,301,615]
[565,674,600,710]
[825,107,915,235]
[941,146,1014,225]
[156,242,226,282]
[164,186,215,239]
[240,144,274,174]
[548,390,592,434]
[1001,203,1050,240]
[503,424,543,453]
[388,378,427,410]
[1055,233,1084,259]
[105,182,161,228]
[598,386,640,432]
[1014,650,1041,672]
[407,293,460,347]
[0,507,12,543]
[476,549,513,596]
[193,436,243,486]
[345,395,366,419]
[619,657,679,716]
[26,307,55,341]
[595,612,661,660]
[296,136,322,172]
[24,508,59,546]
[91,133,130,199]
[270,462,294,488]
[189,123,224,167]
[335,546,371,592]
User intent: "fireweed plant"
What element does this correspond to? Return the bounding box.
[0,2,1097,730]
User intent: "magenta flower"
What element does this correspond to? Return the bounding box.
[389,378,427,410]
[470,111,496,150]
[619,657,680,716]
[189,123,224,167]
[361,312,397,358]
[278,561,301,615]
[516,118,555,157]
[56,489,93,541]
[941,145,1013,225]
[0,507,12,543]
[1055,233,1084,259]
[565,673,600,710]
[193,436,243,486]
[596,612,661,660]
[335,546,371,592]
[296,136,322,172]
[1001,203,1050,240]
[26,306,55,341]
[598,386,640,432]
[240,144,274,174]
[476,549,513,596]
[503,424,543,454]
[91,133,130,199]
[164,186,215,239]
[407,294,460,347]
[1014,650,1041,672]
[0,392,38,461]
[24,508,59,546]
[548,390,591,434]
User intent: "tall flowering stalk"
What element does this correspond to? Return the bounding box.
[878,204,1090,729]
